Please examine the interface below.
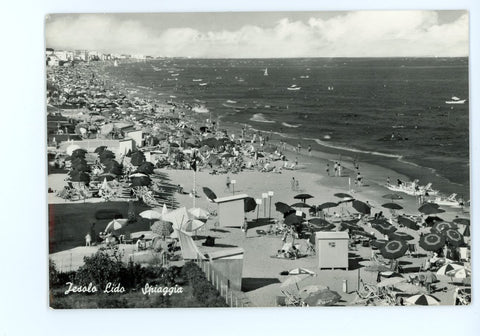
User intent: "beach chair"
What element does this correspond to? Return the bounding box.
[281,290,303,306]
[459,247,469,262]
[407,243,417,258]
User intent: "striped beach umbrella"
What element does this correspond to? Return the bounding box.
[406,294,440,306]
[389,231,414,241]
[436,263,464,276]
[444,229,464,246]
[419,232,445,251]
[380,240,408,259]
[447,267,470,279]
[431,222,457,234]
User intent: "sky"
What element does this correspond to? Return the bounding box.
[45,11,469,58]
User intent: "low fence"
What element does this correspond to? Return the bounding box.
[195,254,252,308]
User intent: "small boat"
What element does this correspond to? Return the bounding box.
[328,86,334,91]
[445,96,466,104]
[386,180,439,196]
[192,79,203,82]
[428,193,463,207]
[171,73,179,77]
[299,75,309,79]
[287,85,301,91]
[192,104,209,114]
[226,100,237,104]
[264,68,269,76]
[199,83,208,86]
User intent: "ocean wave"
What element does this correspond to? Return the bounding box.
[281,122,301,128]
[312,138,402,159]
[250,113,276,124]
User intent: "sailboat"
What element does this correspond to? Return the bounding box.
[264,68,268,76]
[445,96,466,104]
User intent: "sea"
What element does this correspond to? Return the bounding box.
[104,57,470,198]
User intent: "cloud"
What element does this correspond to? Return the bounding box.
[45,11,468,57]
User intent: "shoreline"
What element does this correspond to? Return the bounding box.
[100,62,468,200]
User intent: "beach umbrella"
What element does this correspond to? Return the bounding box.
[288,268,315,275]
[389,231,414,241]
[382,203,403,210]
[370,239,388,249]
[94,146,108,154]
[280,274,310,290]
[334,193,352,199]
[382,194,403,200]
[139,210,162,220]
[405,294,440,306]
[188,207,209,220]
[290,202,312,208]
[453,218,470,226]
[419,233,445,251]
[294,193,314,203]
[444,229,464,246]
[275,202,292,214]
[372,221,397,235]
[447,268,470,279]
[436,263,464,276]
[309,218,331,226]
[463,226,470,238]
[425,216,444,226]
[105,218,128,232]
[317,202,339,210]
[352,200,371,215]
[130,175,151,187]
[284,213,305,226]
[397,216,419,230]
[151,220,173,237]
[183,219,206,232]
[244,197,257,212]
[310,223,336,232]
[380,240,408,259]
[419,203,445,215]
[303,289,341,306]
[431,222,456,234]
[97,173,116,181]
[202,187,217,201]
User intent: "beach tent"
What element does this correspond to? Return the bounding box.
[176,229,205,260]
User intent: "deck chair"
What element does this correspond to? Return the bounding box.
[281,290,303,306]
[407,243,417,257]
[447,193,458,201]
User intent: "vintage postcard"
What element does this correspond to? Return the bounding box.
[46,11,470,308]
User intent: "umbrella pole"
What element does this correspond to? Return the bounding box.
[193,169,196,209]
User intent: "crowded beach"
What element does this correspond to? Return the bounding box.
[47,59,471,307]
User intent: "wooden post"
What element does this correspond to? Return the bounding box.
[235,297,238,308]
[230,292,233,307]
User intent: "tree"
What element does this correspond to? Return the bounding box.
[75,251,123,288]
[71,148,87,160]
[99,150,116,164]
[135,162,154,175]
[104,160,123,176]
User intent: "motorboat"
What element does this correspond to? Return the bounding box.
[386,180,439,196]
[445,96,466,104]
[428,193,463,207]
[192,104,209,114]
[287,85,301,91]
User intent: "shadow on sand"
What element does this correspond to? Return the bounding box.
[242,277,281,292]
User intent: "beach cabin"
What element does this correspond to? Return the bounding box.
[207,248,245,291]
[118,139,133,157]
[214,194,248,227]
[315,231,349,270]
[126,130,143,148]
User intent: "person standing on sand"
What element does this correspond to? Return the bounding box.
[297,143,302,153]
[226,176,231,191]
[291,177,296,191]
[308,145,312,156]
[295,179,300,191]
[326,163,330,176]
[334,162,338,177]
[295,157,298,167]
